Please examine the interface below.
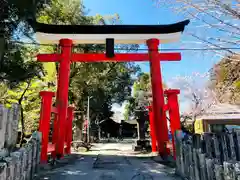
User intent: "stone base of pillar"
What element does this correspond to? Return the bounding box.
[132,140,151,152]
[151,151,158,156]
[152,156,164,162]
[152,155,176,167]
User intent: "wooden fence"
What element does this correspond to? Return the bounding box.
[175,130,240,180]
[0,104,42,180]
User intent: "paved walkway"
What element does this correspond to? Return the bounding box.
[37,142,180,180]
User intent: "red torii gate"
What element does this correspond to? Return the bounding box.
[147,89,181,159]
[35,20,189,159]
[39,91,74,162]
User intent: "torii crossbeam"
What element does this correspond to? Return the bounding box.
[35,20,190,158]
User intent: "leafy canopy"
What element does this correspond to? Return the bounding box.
[36,0,141,129]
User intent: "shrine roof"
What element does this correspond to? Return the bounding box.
[198,103,240,122]
[33,20,190,44]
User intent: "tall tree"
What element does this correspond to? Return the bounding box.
[0,45,53,136]
[124,73,151,121]
[0,0,46,86]
[124,73,167,121]
[0,0,50,142]
[36,0,140,137]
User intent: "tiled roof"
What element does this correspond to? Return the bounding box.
[199,103,240,120]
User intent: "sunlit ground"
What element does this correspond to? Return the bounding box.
[37,140,179,180]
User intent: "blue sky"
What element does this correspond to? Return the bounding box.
[83,0,224,112]
[83,0,220,79]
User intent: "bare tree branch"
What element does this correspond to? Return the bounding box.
[184,9,240,37]
[155,0,240,56]
[179,0,240,31]
[187,32,234,53]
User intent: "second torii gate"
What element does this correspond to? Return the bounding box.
[35,20,189,157]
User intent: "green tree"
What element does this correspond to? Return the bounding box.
[36,0,140,138]
[0,44,54,145]
[0,3,48,140]
[124,73,167,121]
[5,79,42,132]
[124,73,151,121]
[0,45,54,141]
[0,42,42,87]
[0,0,48,85]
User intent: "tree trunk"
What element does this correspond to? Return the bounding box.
[18,80,31,146]
[20,106,25,146]
[0,38,5,64]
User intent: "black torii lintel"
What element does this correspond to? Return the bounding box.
[32,20,190,45]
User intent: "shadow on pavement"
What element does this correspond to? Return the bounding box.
[36,153,180,180]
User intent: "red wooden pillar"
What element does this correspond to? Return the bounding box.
[147,39,169,155]
[147,105,157,153]
[51,77,60,159]
[66,106,74,154]
[165,89,181,160]
[51,113,58,158]
[39,91,55,163]
[56,39,72,157]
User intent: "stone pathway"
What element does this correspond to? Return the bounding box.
[37,142,180,180]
